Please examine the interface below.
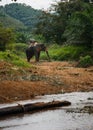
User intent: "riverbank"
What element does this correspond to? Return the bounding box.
[0,61,93,104]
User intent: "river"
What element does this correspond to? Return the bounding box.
[0,92,93,130]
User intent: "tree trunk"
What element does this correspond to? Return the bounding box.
[0,100,71,116]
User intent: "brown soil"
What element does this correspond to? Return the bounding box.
[0,60,93,104]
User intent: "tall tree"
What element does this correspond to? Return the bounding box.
[63,1,93,46]
[35,0,93,45]
[0,25,15,51]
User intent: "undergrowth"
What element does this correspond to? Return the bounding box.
[42,44,92,61]
[0,50,31,67]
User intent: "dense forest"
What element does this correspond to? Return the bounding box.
[0,3,42,29]
[0,0,93,67]
[0,3,43,44]
[35,0,93,45]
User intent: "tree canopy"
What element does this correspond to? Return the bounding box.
[0,0,93,48]
[0,25,15,51]
[0,3,43,47]
[35,0,93,46]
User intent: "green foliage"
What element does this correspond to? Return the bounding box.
[0,26,15,51]
[63,12,93,46]
[13,43,28,57]
[35,0,93,45]
[0,1,93,49]
[39,52,49,60]
[4,3,42,29]
[0,51,31,67]
[78,55,93,67]
[14,43,28,52]
[34,34,46,43]
[35,11,54,43]
[35,5,67,44]
[48,45,90,61]
[0,7,26,30]
[15,32,27,43]
[0,3,43,41]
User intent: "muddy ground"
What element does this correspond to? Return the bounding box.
[0,60,93,104]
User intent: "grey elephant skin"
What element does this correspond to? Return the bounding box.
[26,44,50,62]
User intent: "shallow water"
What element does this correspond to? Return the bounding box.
[0,92,93,130]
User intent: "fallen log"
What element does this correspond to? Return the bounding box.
[0,100,71,116]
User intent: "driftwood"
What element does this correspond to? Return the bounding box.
[0,100,71,116]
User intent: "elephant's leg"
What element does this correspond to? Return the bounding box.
[27,56,30,62]
[38,52,40,61]
[26,53,31,62]
[26,53,34,62]
[26,47,35,62]
[26,52,30,62]
[35,52,40,62]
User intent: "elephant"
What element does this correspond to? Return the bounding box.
[26,43,50,62]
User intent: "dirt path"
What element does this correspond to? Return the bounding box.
[0,61,93,103]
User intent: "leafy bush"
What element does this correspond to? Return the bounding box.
[0,26,15,51]
[13,43,28,58]
[78,55,93,67]
[14,43,28,52]
[49,45,88,61]
[0,51,31,67]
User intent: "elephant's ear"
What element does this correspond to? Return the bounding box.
[41,44,47,51]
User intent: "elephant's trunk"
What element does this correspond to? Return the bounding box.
[45,50,50,61]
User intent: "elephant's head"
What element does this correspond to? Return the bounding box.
[36,44,50,61]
